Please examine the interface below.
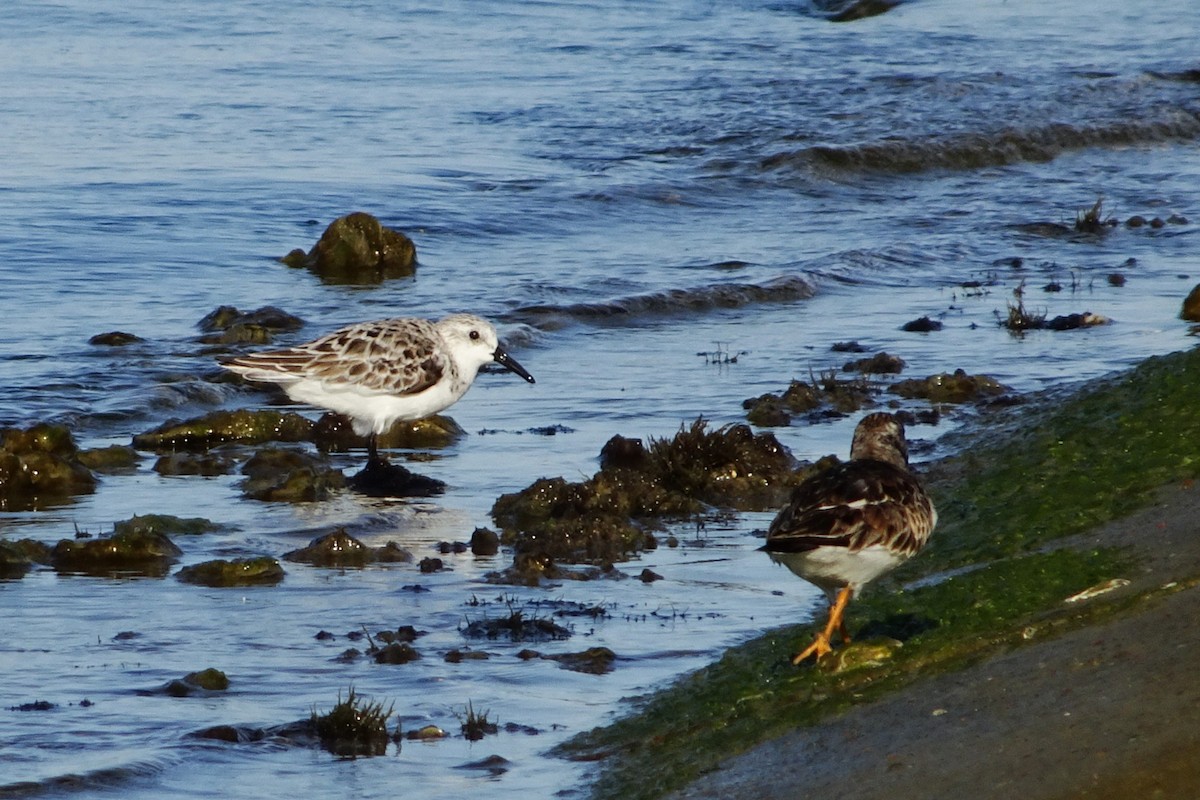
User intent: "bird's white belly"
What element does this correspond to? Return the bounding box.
[284,379,463,435]
[770,544,907,595]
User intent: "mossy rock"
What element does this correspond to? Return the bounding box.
[162,667,231,697]
[546,646,619,674]
[311,413,465,452]
[282,212,417,285]
[77,445,140,473]
[889,369,1011,404]
[51,530,182,577]
[1181,284,1200,321]
[197,305,304,333]
[153,452,237,476]
[0,540,34,579]
[88,331,144,346]
[113,514,223,537]
[0,424,97,511]
[241,448,346,502]
[133,410,314,452]
[176,557,285,587]
[283,528,413,567]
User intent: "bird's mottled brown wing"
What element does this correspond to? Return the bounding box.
[222,318,448,395]
[764,460,934,558]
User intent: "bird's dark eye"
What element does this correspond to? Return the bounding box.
[469,330,481,341]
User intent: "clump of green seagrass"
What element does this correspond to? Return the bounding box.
[311,687,396,758]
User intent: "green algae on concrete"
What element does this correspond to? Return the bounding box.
[565,345,1200,800]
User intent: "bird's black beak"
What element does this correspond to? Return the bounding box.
[493,347,535,384]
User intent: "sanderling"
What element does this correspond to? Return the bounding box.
[220,313,535,466]
[762,412,936,664]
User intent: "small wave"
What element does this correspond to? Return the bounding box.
[0,756,172,799]
[507,275,815,329]
[762,109,1200,176]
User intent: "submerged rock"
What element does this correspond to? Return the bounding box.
[493,420,806,566]
[545,646,618,675]
[744,375,875,427]
[1181,284,1200,322]
[113,514,223,537]
[889,369,1012,404]
[241,448,346,502]
[176,557,285,587]
[282,529,413,567]
[51,530,182,577]
[133,410,314,452]
[160,668,231,697]
[0,540,35,579]
[281,212,417,285]
[312,412,465,452]
[347,460,444,498]
[197,305,304,334]
[153,451,238,476]
[0,424,97,511]
[77,445,140,473]
[88,331,144,346]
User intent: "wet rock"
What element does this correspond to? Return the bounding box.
[842,352,905,374]
[0,424,97,511]
[197,305,304,333]
[113,514,223,537]
[347,460,444,498]
[445,648,490,663]
[11,700,56,712]
[1127,215,1147,228]
[457,755,510,775]
[469,527,501,556]
[161,668,231,697]
[1046,311,1110,331]
[638,568,663,583]
[901,316,943,332]
[198,323,277,346]
[282,528,413,567]
[545,646,618,674]
[312,413,465,452]
[830,340,868,353]
[598,435,649,470]
[419,557,444,573]
[51,530,182,577]
[745,375,875,427]
[743,394,792,427]
[822,0,901,23]
[493,420,806,567]
[177,557,285,587]
[1107,273,1126,287]
[372,642,421,664]
[77,445,140,473]
[889,369,1011,404]
[376,625,424,644]
[0,540,34,579]
[88,331,143,346]
[406,724,447,741]
[133,410,314,452]
[461,609,572,642]
[484,555,620,586]
[311,687,395,757]
[153,451,237,476]
[281,211,417,285]
[1181,284,1200,322]
[241,448,346,502]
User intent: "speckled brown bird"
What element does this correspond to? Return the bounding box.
[220,314,534,465]
[763,412,936,664]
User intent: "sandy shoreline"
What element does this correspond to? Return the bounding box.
[665,479,1200,799]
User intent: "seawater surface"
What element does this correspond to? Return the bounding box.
[1,0,1199,797]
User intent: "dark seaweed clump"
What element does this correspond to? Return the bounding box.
[491,419,810,570]
[311,687,396,758]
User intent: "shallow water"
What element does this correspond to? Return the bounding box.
[2,0,1199,797]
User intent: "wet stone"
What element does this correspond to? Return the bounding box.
[545,646,619,674]
[153,451,237,476]
[348,460,444,498]
[1181,284,1200,322]
[889,369,1011,404]
[281,211,417,286]
[0,424,97,511]
[197,304,304,333]
[51,530,182,578]
[113,513,222,537]
[133,410,314,452]
[312,412,465,452]
[88,330,144,346]
[241,448,346,502]
[283,529,413,567]
[469,527,501,556]
[176,557,285,587]
[77,445,140,473]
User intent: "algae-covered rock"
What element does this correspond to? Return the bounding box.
[347,460,445,498]
[311,413,465,452]
[0,540,34,579]
[241,448,346,502]
[133,410,314,452]
[88,331,144,346]
[51,530,182,577]
[889,369,1011,404]
[282,212,417,285]
[161,667,231,697]
[0,424,97,511]
[176,557,285,587]
[1181,284,1200,321]
[311,687,395,757]
[546,646,618,674]
[153,452,237,476]
[283,528,413,567]
[842,352,905,375]
[493,420,807,566]
[113,514,223,537]
[77,445,140,473]
[197,305,305,334]
[470,527,501,556]
[743,376,874,428]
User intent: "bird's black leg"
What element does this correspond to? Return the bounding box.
[366,433,384,468]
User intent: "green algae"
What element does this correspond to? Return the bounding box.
[565,345,1200,800]
[176,557,285,587]
[113,514,223,537]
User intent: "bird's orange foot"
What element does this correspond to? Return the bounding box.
[791,633,833,665]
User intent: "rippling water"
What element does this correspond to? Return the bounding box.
[2,0,1199,797]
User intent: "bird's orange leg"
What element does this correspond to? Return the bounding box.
[792,586,855,665]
